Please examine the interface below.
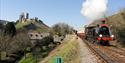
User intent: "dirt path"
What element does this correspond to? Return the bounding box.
[78,38,98,63]
[39,36,101,63]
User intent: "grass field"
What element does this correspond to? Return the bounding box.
[19,51,49,63]
[47,37,79,63]
[19,36,80,63]
[16,21,32,29]
[19,53,36,63]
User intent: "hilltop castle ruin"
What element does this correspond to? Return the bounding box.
[19,12,39,23]
[19,12,29,23]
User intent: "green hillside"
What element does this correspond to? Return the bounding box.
[107,10,125,46]
[16,19,49,32]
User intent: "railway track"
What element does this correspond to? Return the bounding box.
[83,40,120,63]
[104,46,125,57]
[97,45,125,63]
[108,46,125,54]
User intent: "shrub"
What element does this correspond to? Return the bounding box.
[4,22,16,37]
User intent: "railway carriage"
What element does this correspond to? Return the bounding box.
[85,25,96,42]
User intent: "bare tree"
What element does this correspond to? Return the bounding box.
[0,32,31,59]
[52,23,74,36]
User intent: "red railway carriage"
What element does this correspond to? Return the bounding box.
[77,29,85,39]
[77,32,85,39]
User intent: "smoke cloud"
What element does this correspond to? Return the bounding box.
[81,0,108,22]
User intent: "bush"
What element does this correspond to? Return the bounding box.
[0,32,31,62]
[52,23,74,36]
[39,35,54,46]
[4,22,16,37]
[117,28,125,46]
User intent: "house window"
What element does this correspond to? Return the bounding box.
[41,35,43,37]
[36,34,38,37]
[30,34,33,37]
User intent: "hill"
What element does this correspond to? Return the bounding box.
[107,10,125,46]
[16,19,50,33]
[0,20,9,32]
[0,20,9,25]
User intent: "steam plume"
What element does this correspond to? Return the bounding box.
[81,0,108,22]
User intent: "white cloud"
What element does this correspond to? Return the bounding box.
[81,0,108,23]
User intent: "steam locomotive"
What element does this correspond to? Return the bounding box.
[85,19,114,45]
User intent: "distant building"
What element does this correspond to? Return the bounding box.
[19,12,29,23]
[26,13,29,19]
[18,12,43,23]
[28,32,50,46]
[35,17,38,21]
[28,32,50,40]
[19,12,25,23]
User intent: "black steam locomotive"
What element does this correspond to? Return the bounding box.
[85,19,114,45]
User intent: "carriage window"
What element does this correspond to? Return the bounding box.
[98,26,110,36]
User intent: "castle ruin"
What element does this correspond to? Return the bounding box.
[19,12,40,23]
[19,12,29,23]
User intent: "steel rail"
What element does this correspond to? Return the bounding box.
[83,40,119,63]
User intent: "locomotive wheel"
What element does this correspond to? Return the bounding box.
[105,41,110,46]
[96,40,100,45]
[103,41,107,46]
[100,41,109,46]
[100,40,103,45]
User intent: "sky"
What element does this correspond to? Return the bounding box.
[0,0,125,29]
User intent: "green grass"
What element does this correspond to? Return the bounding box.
[47,38,79,63]
[19,37,79,63]
[16,20,49,33]
[16,21,32,29]
[36,27,49,33]
[19,53,36,63]
[19,47,51,63]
